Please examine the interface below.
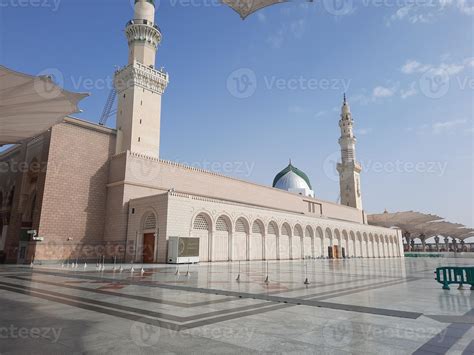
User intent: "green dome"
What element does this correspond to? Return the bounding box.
[272,162,313,190]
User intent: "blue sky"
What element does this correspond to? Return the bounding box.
[1,0,473,226]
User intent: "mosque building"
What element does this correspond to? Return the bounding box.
[0,0,403,264]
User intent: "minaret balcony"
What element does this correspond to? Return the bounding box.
[126,19,161,33]
[114,60,169,95]
[126,20,162,49]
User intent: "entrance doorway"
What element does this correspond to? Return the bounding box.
[143,233,155,263]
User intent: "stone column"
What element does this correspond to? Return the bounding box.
[452,238,457,253]
[405,232,411,251]
[444,237,449,251]
[460,240,465,252]
[434,236,440,252]
[420,234,426,252]
[410,239,415,252]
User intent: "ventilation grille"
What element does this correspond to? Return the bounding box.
[193,214,209,231]
[143,213,157,230]
[282,224,291,236]
[268,222,277,235]
[235,219,247,233]
[294,226,302,237]
[252,221,263,235]
[216,217,229,232]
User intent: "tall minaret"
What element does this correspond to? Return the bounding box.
[336,94,363,209]
[114,0,169,158]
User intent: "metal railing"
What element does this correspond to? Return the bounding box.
[435,266,474,290]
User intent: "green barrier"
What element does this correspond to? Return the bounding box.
[435,266,474,290]
[406,253,442,258]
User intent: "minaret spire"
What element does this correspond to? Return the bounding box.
[113,0,169,158]
[336,95,363,210]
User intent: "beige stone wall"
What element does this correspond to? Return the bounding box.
[106,151,367,247]
[128,191,403,263]
[34,118,116,261]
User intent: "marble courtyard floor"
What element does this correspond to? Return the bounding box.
[0,258,473,354]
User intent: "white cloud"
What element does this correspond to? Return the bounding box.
[350,93,372,106]
[456,0,474,15]
[400,82,418,99]
[288,105,305,114]
[373,86,396,98]
[267,27,285,48]
[387,0,474,26]
[315,110,327,118]
[290,19,306,39]
[400,58,469,77]
[432,119,467,134]
[354,128,373,136]
[401,60,430,74]
[266,18,307,48]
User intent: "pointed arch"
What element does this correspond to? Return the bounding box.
[324,227,332,257]
[192,212,212,262]
[214,214,232,261]
[266,221,278,260]
[280,222,292,259]
[292,224,304,260]
[233,217,249,261]
[250,219,265,260]
[349,231,356,258]
[356,231,362,257]
[304,226,315,258]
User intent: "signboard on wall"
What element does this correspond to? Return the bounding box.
[178,237,200,258]
[168,237,200,264]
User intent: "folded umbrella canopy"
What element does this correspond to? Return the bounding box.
[0,65,88,145]
[222,0,288,19]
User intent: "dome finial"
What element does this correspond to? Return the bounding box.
[289,158,292,166]
[343,93,347,104]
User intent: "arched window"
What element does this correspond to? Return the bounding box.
[193,214,210,231]
[252,220,264,235]
[294,225,303,237]
[143,212,157,230]
[235,218,248,233]
[268,221,278,236]
[282,223,291,236]
[216,216,230,232]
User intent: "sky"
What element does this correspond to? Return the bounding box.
[1,0,473,227]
